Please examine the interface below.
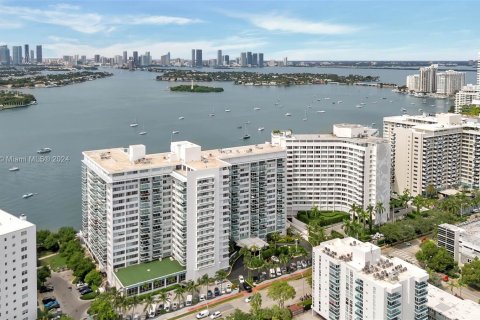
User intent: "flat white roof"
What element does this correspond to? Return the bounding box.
[0,209,34,235]
[427,284,480,319]
[236,237,269,249]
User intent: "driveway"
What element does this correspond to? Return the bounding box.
[41,270,92,319]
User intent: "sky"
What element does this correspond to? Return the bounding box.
[0,0,479,61]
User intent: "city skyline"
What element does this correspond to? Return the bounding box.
[1,0,479,60]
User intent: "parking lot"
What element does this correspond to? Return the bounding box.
[38,270,92,319]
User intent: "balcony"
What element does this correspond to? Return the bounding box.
[387,308,401,318]
[415,289,427,297]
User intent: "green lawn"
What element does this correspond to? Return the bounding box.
[297,210,349,226]
[40,254,67,270]
[115,258,185,287]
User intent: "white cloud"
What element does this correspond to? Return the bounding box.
[0,3,202,34]
[232,12,361,35]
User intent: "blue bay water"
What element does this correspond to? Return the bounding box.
[0,67,475,230]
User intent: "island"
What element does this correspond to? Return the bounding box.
[0,71,113,88]
[170,84,224,93]
[155,70,379,86]
[0,90,37,110]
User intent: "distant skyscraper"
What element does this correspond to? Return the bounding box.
[258,53,264,68]
[224,55,229,66]
[419,64,438,93]
[30,49,34,62]
[283,57,288,66]
[81,55,87,64]
[436,70,465,95]
[24,44,29,63]
[94,54,100,63]
[252,53,258,66]
[191,49,195,67]
[240,52,247,67]
[0,45,10,65]
[133,51,138,66]
[123,51,127,64]
[217,50,222,66]
[36,45,42,63]
[195,49,202,67]
[247,52,252,65]
[12,46,22,65]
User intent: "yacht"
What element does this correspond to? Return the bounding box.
[356,105,363,108]
[23,193,34,199]
[324,97,331,100]
[285,113,292,116]
[225,109,231,112]
[258,127,265,131]
[254,107,261,111]
[138,125,147,135]
[243,124,251,140]
[317,110,326,113]
[209,106,215,117]
[9,167,19,172]
[360,102,366,105]
[337,101,343,104]
[303,109,308,121]
[178,116,185,120]
[130,117,139,127]
[37,148,52,154]
[172,131,180,134]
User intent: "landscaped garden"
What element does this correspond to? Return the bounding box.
[296,209,349,227]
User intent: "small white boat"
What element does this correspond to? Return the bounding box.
[418,108,423,112]
[285,113,291,116]
[337,101,343,104]
[258,127,264,131]
[324,97,330,100]
[178,116,185,120]
[360,102,366,105]
[410,102,416,105]
[371,122,376,126]
[356,105,363,108]
[23,193,34,199]
[317,110,326,113]
[130,117,139,127]
[209,106,215,117]
[302,109,308,121]
[254,107,261,111]
[37,148,52,154]
[172,131,179,134]
[402,108,407,111]
[9,167,19,172]
[317,99,321,101]
[138,125,147,135]
[225,109,231,112]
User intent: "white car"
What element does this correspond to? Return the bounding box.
[196,310,210,319]
[238,275,245,283]
[199,294,206,302]
[210,311,222,319]
[226,284,232,293]
[271,255,279,263]
[245,296,252,303]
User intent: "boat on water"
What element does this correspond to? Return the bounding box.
[37,148,52,154]
[225,109,231,112]
[360,102,366,105]
[337,101,343,104]
[172,131,180,134]
[303,109,308,121]
[178,116,185,120]
[23,193,34,199]
[418,108,423,112]
[402,108,407,111]
[130,117,139,127]
[317,110,326,113]
[324,97,331,100]
[258,127,264,131]
[243,123,250,140]
[254,107,261,111]
[138,125,147,135]
[285,113,291,116]
[9,167,19,172]
[356,105,363,108]
[209,106,215,117]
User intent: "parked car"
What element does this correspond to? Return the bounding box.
[243,283,252,293]
[186,294,193,306]
[45,300,59,310]
[42,297,55,305]
[214,287,220,296]
[147,304,156,318]
[290,263,297,271]
[164,301,170,312]
[196,310,210,319]
[172,302,178,311]
[271,255,279,263]
[80,288,93,295]
[259,272,267,282]
[77,285,89,292]
[75,282,85,288]
[210,311,222,319]
[226,284,232,293]
[296,261,302,269]
[79,286,91,294]
[269,268,276,278]
[199,294,206,302]
[245,296,252,303]
[276,267,282,277]
[238,275,245,283]
[281,266,287,274]
[39,285,54,293]
[301,260,308,268]
[207,290,213,299]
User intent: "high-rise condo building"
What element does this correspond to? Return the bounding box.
[224,55,229,66]
[30,50,34,62]
[24,44,29,63]
[0,210,37,320]
[312,237,429,320]
[271,124,390,224]
[195,49,202,67]
[384,113,480,195]
[258,53,264,67]
[132,51,138,66]
[191,49,195,67]
[217,50,222,66]
[419,64,438,93]
[246,52,252,65]
[240,52,247,67]
[12,46,22,65]
[406,74,420,92]
[94,54,100,63]
[123,51,128,64]
[82,141,286,296]
[252,53,258,66]
[436,70,465,95]
[0,45,10,65]
[36,45,42,63]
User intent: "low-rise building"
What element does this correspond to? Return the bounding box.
[438,221,480,265]
[427,284,480,320]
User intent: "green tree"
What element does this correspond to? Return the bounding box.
[185,280,200,301]
[366,204,374,233]
[268,232,281,249]
[267,280,296,308]
[156,291,168,310]
[37,265,51,286]
[84,269,103,287]
[308,220,326,246]
[250,292,262,317]
[88,293,118,320]
[412,195,424,215]
[375,201,385,225]
[57,226,77,245]
[461,258,480,287]
[174,286,186,305]
[349,203,359,221]
[37,230,52,250]
[143,294,155,315]
[43,233,59,251]
[425,184,437,199]
[225,309,252,320]
[358,209,369,233]
[215,269,228,293]
[416,240,439,267]
[128,295,142,319]
[430,248,455,273]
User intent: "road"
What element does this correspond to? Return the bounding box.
[41,270,92,319]
[381,238,423,267]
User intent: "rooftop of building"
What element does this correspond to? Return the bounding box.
[0,209,34,235]
[315,237,427,287]
[114,258,185,287]
[84,142,284,174]
[427,284,480,320]
[456,219,480,248]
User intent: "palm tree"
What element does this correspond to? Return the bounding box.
[215,269,228,293]
[185,280,200,301]
[269,232,281,249]
[174,286,186,306]
[250,292,263,316]
[412,195,424,215]
[349,203,359,221]
[200,273,210,297]
[425,184,437,199]
[400,188,412,208]
[358,209,369,233]
[128,295,142,319]
[343,218,353,237]
[366,204,374,234]
[279,253,289,269]
[156,291,168,309]
[143,294,155,315]
[375,201,385,225]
